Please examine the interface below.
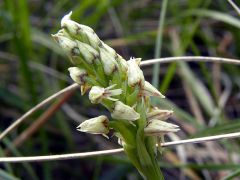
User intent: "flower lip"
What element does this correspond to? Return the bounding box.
[89,84,122,104]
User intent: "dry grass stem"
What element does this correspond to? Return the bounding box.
[1,131,240,163]
[141,56,240,66]
[0,56,239,141]
[5,91,74,156]
[227,0,240,16]
[0,83,79,140]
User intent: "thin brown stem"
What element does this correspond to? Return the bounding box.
[0,56,239,141]
[5,90,74,156]
[0,83,79,141]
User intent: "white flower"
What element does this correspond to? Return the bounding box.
[147,109,173,121]
[141,81,165,98]
[89,84,122,104]
[77,115,109,135]
[144,119,179,136]
[127,58,145,87]
[68,67,87,85]
[111,101,140,121]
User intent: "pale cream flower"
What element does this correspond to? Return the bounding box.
[99,47,118,75]
[141,81,165,98]
[77,115,109,135]
[127,58,145,87]
[144,119,179,136]
[147,109,173,121]
[76,41,99,64]
[68,67,87,85]
[52,35,79,57]
[89,84,122,104]
[111,101,140,121]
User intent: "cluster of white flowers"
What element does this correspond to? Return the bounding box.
[53,11,179,144]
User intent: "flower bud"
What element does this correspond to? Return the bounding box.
[101,41,117,57]
[116,55,128,73]
[111,101,140,121]
[144,119,180,136]
[52,34,79,57]
[99,47,118,75]
[141,81,165,98]
[147,109,173,121]
[89,84,122,104]
[76,41,100,64]
[68,67,87,85]
[127,58,145,88]
[77,115,109,135]
[61,11,101,49]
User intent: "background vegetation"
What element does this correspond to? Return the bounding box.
[0,0,240,179]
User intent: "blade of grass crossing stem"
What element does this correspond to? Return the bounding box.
[0,148,13,174]
[223,168,240,180]
[93,156,103,180]
[192,119,240,137]
[152,0,168,89]
[0,169,19,180]
[3,138,38,180]
[40,129,51,180]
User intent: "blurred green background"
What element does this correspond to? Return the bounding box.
[1,0,240,179]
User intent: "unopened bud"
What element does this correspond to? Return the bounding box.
[111,101,140,121]
[116,55,128,73]
[101,41,117,56]
[127,58,145,87]
[89,84,122,104]
[76,41,99,64]
[61,12,101,49]
[147,109,173,121]
[99,47,118,75]
[52,34,79,57]
[68,67,87,85]
[77,115,109,135]
[144,119,179,136]
[141,81,165,98]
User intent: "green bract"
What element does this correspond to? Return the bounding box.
[53,12,180,180]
